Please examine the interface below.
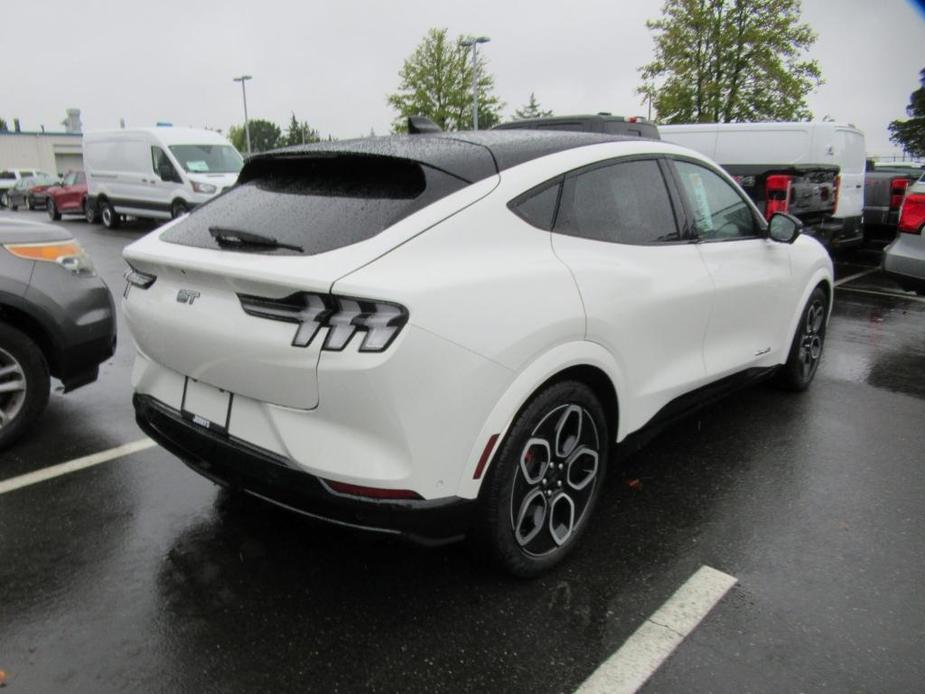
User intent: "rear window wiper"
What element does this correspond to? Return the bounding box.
[208,226,303,253]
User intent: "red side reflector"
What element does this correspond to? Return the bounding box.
[325,480,422,500]
[473,434,500,480]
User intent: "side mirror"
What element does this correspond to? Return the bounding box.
[768,212,802,244]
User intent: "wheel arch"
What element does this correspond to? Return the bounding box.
[783,268,834,359]
[456,341,624,499]
[0,300,58,375]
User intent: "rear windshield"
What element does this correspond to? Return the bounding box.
[160,155,469,255]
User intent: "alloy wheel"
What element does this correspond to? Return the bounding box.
[798,299,826,381]
[0,346,27,430]
[510,403,600,556]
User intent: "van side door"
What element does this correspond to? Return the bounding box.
[149,146,182,216]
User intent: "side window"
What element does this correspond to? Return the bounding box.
[62,172,76,186]
[151,146,180,181]
[674,160,757,240]
[554,159,679,244]
[508,180,561,231]
[75,172,86,185]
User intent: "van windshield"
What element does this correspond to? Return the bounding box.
[168,144,244,174]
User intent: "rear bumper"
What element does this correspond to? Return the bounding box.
[883,234,925,288]
[806,215,863,250]
[134,394,477,544]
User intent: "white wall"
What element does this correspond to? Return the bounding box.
[0,133,83,175]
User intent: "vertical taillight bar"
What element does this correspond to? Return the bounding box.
[890,177,910,211]
[764,174,792,221]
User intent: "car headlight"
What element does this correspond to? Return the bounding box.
[4,240,96,276]
[192,181,217,194]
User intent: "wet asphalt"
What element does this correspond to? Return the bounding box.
[1,210,923,693]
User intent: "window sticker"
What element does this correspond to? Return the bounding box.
[186,160,209,172]
[684,172,714,233]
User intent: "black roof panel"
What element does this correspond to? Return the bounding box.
[242,131,632,184]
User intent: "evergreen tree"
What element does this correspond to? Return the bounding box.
[514,93,554,120]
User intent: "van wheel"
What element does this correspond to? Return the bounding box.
[170,200,188,219]
[47,198,61,220]
[471,381,609,577]
[0,324,50,451]
[100,200,121,229]
[84,199,97,224]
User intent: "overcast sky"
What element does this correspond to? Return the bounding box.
[2,0,923,157]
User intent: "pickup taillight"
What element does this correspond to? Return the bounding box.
[890,177,910,211]
[764,175,792,221]
[898,192,925,234]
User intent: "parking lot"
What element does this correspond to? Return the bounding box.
[1,208,923,692]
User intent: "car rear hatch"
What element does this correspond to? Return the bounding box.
[123,141,499,410]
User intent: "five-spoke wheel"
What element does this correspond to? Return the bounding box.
[473,380,608,577]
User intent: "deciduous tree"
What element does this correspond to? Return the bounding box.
[228,119,282,154]
[387,28,503,132]
[889,68,925,158]
[639,0,822,123]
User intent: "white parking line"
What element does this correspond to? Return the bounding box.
[575,565,737,694]
[0,438,156,495]
[834,267,879,287]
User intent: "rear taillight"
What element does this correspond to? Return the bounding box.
[833,175,841,213]
[238,291,408,353]
[898,193,925,234]
[890,177,910,211]
[764,174,792,220]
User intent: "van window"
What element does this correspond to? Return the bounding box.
[0,171,14,180]
[673,160,757,240]
[151,147,181,182]
[159,155,469,256]
[169,144,243,174]
[554,159,679,244]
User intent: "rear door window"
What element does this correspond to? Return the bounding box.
[160,155,469,256]
[553,158,680,244]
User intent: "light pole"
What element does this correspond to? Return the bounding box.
[460,36,490,130]
[232,75,252,154]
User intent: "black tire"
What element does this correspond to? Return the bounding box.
[0,191,7,208]
[84,199,97,224]
[170,200,188,219]
[775,285,828,391]
[47,198,61,220]
[0,323,50,451]
[100,199,121,229]
[471,380,609,577]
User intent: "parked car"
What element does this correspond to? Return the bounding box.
[0,169,50,208]
[122,130,832,576]
[84,126,244,228]
[46,171,89,221]
[4,174,59,211]
[495,113,660,139]
[0,219,116,449]
[883,175,925,294]
[863,160,924,242]
[660,122,866,252]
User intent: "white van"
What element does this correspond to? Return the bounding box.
[84,127,243,228]
[660,122,866,250]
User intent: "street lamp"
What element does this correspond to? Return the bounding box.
[232,75,253,154]
[460,36,490,130]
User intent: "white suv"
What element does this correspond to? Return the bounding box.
[123,131,833,576]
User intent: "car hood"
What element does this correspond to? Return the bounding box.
[0,220,71,244]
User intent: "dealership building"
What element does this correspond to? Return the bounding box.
[0,109,84,175]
